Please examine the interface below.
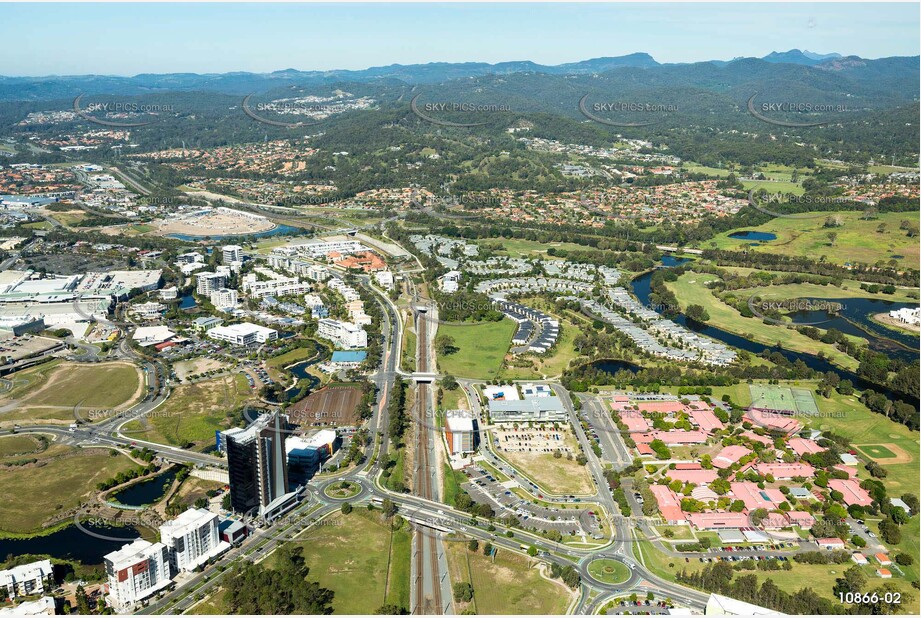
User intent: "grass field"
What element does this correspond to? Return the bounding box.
[0,434,45,457]
[704,211,919,268]
[732,280,920,304]
[279,510,410,614]
[587,558,631,584]
[442,464,468,507]
[436,319,516,379]
[0,361,143,426]
[444,540,572,614]
[664,272,860,370]
[495,431,594,495]
[402,317,416,373]
[0,445,135,534]
[482,237,590,259]
[122,374,251,450]
[856,444,898,459]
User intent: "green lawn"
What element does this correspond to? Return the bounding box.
[703,211,919,269]
[734,281,919,304]
[0,434,45,457]
[437,319,516,379]
[682,162,733,177]
[0,445,135,534]
[279,510,411,614]
[444,541,572,614]
[442,464,467,507]
[588,558,631,584]
[481,237,590,258]
[740,179,806,195]
[664,272,860,370]
[402,319,417,373]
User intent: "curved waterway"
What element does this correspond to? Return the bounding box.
[625,257,918,406]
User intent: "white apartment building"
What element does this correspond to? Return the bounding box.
[374,270,395,290]
[210,288,238,310]
[159,508,229,573]
[222,245,243,264]
[196,272,226,296]
[242,274,312,299]
[300,239,363,258]
[207,322,278,346]
[317,318,367,349]
[104,539,172,609]
[0,559,54,599]
[159,286,178,301]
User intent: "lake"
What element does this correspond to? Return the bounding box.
[167,223,303,241]
[728,231,777,241]
[110,468,178,507]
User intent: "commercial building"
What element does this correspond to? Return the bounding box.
[487,396,567,423]
[103,539,172,609]
[242,274,312,299]
[158,508,230,573]
[316,318,367,349]
[444,409,478,454]
[221,412,292,515]
[0,559,54,599]
[196,272,226,296]
[207,322,277,346]
[329,350,367,368]
[0,596,56,615]
[286,429,341,480]
[222,245,243,264]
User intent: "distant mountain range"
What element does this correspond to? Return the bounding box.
[0,50,913,102]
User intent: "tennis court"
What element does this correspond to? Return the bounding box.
[748,384,819,416]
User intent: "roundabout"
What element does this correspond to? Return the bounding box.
[587,558,632,586]
[317,479,368,503]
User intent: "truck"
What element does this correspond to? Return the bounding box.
[69,423,78,432]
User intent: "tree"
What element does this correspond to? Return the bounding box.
[76,584,91,615]
[382,498,397,518]
[467,539,479,552]
[527,545,538,557]
[453,582,474,603]
[483,542,493,556]
[341,502,352,515]
[435,334,457,356]
[441,374,459,390]
[222,492,232,511]
[685,304,710,323]
[826,231,838,246]
[375,604,407,614]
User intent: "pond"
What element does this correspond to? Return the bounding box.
[167,223,303,241]
[179,293,197,309]
[590,359,642,375]
[728,230,777,241]
[110,468,178,507]
[0,522,144,566]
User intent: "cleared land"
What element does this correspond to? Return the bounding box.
[494,430,594,495]
[0,361,143,426]
[288,384,363,427]
[444,540,572,614]
[705,211,919,268]
[0,444,135,534]
[173,357,228,381]
[437,319,517,379]
[122,374,251,450]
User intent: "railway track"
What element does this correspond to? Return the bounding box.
[412,308,444,615]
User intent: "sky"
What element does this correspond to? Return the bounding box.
[1,2,918,76]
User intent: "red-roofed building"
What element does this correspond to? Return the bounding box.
[636,443,654,456]
[875,553,892,566]
[788,438,825,456]
[666,468,719,486]
[730,482,785,511]
[785,511,816,529]
[636,400,685,414]
[649,485,686,524]
[689,407,725,434]
[828,479,874,507]
[713,445,751,469]
[762,513,790,529]
[745,409,801,434]
[674,463,702,470]
[754,462,815,480]
[649,430,708,445]
[816,537,845,550]
[833,464,858,478]
[618,410,651,432]
[742,431,773,446]
[686,512,749,530]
